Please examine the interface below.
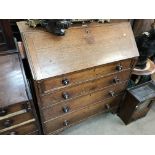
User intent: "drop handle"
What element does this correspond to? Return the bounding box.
[62,92,70,99]
[62,79,69,85]
[63,120,69,126]
[0,108,7,116]
[62,106,70,113]
[3,119,13,128]
[113,77,120,83]
[116,64,123,71]
[109,91,115,97]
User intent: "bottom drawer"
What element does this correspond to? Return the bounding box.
[0,112,34,131]
[0,122,38,135]
[44,95,123,134]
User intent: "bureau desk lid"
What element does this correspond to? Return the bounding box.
[17,21,139,81]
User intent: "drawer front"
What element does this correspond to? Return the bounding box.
[0,122,38,135]
[0,112,35,131]
[39,59,132,93]
[40,70,130,107]
[42,82,127,121]
[44,95,123,134]
[0,102,31,118]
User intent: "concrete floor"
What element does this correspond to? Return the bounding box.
[60,104,155,135]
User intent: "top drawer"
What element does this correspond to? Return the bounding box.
[39,59,132,94]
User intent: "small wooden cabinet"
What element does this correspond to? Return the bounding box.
[0,53,40,135]
[118,81,155,124]
[17,21,139,134]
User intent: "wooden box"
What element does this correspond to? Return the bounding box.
[118,81,155,124]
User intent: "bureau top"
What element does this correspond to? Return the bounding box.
[0,54,28,107]
[17,21,139,81]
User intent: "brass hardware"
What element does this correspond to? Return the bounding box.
[0,108,7,117]
[9,131,17,135]
[62,92,70,99]
[116,64,123,71]
[62,106,70,113]
[3,119,13,128]
[109,91,115,97]
[62,79,69,85]
[105,104,110,110]
[113,77,120,83]
[63,120,69,126]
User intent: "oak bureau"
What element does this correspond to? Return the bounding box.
[17,21,139,134]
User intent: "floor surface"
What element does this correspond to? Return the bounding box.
[60,104,155,135]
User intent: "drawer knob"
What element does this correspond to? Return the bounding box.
[23,102,32,112]
[116,65,123,71]
[62,92,70,99]
[109,91,115,97]
[105,104,110,110]
[0,108,7,116]
[3,119,13,128]
[9,131,17,135]
[113,77,120,83]
[63,120,69,126]
[62,106,70,113]
[62,79,69,85]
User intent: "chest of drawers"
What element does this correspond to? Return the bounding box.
[17,21,139,134]
[0,53,39,135]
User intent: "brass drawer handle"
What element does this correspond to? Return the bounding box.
[23,102,32,112]
[3,119,13,128]
[0,108,7,117]
[63,120,69,126]
[62,106,70,113]
[113,77,120,83]
[116,64,123,71]
[62,92,70,99]
[62,79,69,85]
[109,91,115,97]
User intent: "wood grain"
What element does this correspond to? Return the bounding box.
[40,70,130,107]
[0,54,28,107]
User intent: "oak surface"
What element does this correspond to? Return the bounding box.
[17,21,139,80]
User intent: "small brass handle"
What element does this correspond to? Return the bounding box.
[116,64,123,71]
[0,108,7,116]
[3,119,13,128]
[113,77,120,83]
[63,120,69,126]
[62,79,69,85]
[62,92,70,99]
[62,106,70,113]
[109,91,115,97]
[23,102,32,112]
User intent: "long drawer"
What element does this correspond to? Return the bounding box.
[44,95,123,134]
[42,81,127,121]
[39,59,132,94]
[0,122,38,135]
[40,70,130,107]
[0,101,31,119]
[0,112,35,132]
